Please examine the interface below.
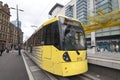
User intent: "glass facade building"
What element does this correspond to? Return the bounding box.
[65,5,74,18]
[76,0,87,24]
[93,0,120,52]
[94,0,112,15]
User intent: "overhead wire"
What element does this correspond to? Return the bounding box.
[39,0,55,18]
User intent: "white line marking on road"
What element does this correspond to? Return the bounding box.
[22,52,34,80]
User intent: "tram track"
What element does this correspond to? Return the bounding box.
[49,72,101,80]
[45,63,120,80]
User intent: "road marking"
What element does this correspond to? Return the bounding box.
[21,52,34,80]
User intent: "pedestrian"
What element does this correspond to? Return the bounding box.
[97,46,100,52]
[116,45,119,52]
[111,44,115,52]
[0,49,4,56]
[6,48,9,53]
[0,44,5,56]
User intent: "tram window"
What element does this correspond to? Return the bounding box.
[45,25,52,45]
[36,31,41,46]
[39,29,43,45]
[51,21,60,49]
[42,24,52,45]
[40,21,60,49]
[41,28,44,45]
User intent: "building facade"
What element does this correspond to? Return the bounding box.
[64,0,76,18]
[11,20,22,28]
[49,3,64,18]
[0,1,10,50]
[76,0,87,24]
[0,1,23,50]
[9,23,23,49]
[65,2,74,18]
[90,0,120,52]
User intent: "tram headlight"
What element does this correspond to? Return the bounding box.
[63,52,71,62]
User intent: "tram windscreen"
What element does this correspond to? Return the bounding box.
[59,16,86,50]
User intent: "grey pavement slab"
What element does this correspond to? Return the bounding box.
[0,50,29,80]
[87,49,120,70]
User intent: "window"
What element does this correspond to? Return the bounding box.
[45,25,52,45]
[52,22,60,48]
[34,21,60,49]
[65,5,74,18]
[42,21,60,48]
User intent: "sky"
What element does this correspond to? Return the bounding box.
[2,0,70,41]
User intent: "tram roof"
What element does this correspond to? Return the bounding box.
[41,15,79,28]
[33,15,79,34]
[29,15,80,40]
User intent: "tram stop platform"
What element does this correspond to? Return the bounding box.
[0,50,29,80]
[87,49,120,70]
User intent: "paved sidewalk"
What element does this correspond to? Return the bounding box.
[0,50,29,80]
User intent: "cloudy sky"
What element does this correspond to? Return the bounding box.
[2,0,70,41]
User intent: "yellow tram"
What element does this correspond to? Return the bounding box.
[26,15,88,76]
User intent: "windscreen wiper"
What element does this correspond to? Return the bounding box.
[65,31,80,55]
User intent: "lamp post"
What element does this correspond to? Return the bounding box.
[11,5,24,55]
[31,25,37,31]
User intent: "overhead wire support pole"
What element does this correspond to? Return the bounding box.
[16,5,21,55]
[11,5,24,55]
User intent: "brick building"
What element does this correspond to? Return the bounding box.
[0,1,23,50]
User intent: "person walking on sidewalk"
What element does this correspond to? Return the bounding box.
[6,47,9,53]
[0,43,5,56]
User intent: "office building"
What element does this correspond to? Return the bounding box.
[76,0,88,23]
[92,0,120,52]
[49,3,64,18]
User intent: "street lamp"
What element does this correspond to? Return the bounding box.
[31,25,37,31]
[11,5,24,55]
